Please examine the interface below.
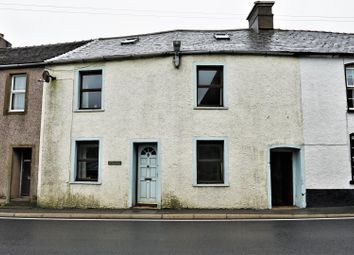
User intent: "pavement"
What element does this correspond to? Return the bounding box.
[1,205,354,219]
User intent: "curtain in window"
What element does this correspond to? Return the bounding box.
[12,93,25,110]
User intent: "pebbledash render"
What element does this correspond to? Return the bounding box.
[0,39,90,205]
[38,55,303,209]
[37,1,354,209]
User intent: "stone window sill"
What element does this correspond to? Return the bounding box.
[74,109,105,113]
[193,184,229,187]
[69,181,102,185]
[193,107,228,110]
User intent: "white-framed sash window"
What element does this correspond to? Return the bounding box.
[9,74,27,112]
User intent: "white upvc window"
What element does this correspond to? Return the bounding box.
[346,67,354,111]
[9,74,27,112]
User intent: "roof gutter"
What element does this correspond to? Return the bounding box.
[45,49,354,66]
[45,50,298,66]
[0,62,44,69]
[6,50,354,68]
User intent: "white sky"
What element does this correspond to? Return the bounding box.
[1,0,354,47]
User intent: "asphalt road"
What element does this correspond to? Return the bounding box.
[0,218,354,254]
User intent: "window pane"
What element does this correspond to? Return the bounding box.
[78,142,99,160]
[347,69,354,86]
[81,73,102,89]
[77,162,98,181]
[197,162,223,184]
[11,93,25,110]
[81,91,102,109]
[198,142,223,160]
[198,69,222,86]
[198,87,222,106]
[348,89,354,109]
[13,76,26,90]
[76,141,99,181]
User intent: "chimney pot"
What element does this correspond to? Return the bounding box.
[247,1,275,33]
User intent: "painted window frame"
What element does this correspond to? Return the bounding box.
[193,137,229,187]
[349,134,354,184]
[71,137,102,185]
[9,74,27,112]
[193,62,228,110]
[74,67,105,112]
[345,66,354,112]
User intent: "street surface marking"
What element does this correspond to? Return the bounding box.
[1,217,354,222]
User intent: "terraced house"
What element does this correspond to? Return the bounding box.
[34,1,354,209]
[0,39,90,205]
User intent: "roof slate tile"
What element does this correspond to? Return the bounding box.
[0,41,91,65]
[3,29,354,66]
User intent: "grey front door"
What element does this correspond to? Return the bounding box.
[137,144,158,204]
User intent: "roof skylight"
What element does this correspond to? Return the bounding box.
[214,33,231,40]
[121,37,139,45]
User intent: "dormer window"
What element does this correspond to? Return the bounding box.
[121,37,139,45]
[214,33,230,40]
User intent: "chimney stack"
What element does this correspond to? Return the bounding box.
[247,1,275,33]
[0,33,12,48]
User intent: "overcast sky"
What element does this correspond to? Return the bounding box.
[1,0,354,47]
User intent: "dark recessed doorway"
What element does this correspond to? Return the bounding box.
[271,151,293,206]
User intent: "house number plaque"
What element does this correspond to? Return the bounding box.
[108,161,122,166]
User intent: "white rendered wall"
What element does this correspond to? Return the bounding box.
[300,57,354,189]
[38,55,303,209]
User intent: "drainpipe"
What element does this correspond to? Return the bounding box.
[173,40,181,68]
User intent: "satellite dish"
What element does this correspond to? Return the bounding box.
[42,70,56,83]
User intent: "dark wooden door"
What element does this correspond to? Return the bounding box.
[271,151,293,206]
[20,149,32,197]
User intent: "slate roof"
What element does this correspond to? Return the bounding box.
[48,29,354,64]
[0,40,90,66]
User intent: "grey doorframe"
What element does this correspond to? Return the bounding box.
[128,139,161,208]
[267,145,306,209]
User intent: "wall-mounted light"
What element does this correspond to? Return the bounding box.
[173,40,181,69]
[42,70,56,83]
